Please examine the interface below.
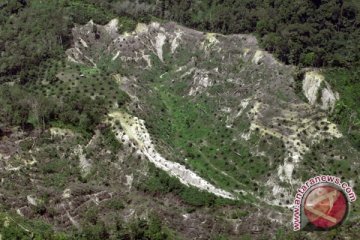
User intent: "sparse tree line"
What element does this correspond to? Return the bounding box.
[0,85,108,135]
[0,210,176,240]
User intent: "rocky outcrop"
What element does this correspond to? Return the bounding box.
[302,70,339,111]
[320,81,339,111]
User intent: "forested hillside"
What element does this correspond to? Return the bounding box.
[1,0,359,155]
[66,0,360,68]
[1,0,359,83]
[155,0,360,68]
[0,0,359,239]
[1,0,359,79]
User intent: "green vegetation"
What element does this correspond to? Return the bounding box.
[0,1,69,84]
[77,0,360,68]
[0,210,69,240]
[4,0,355,69]
[0,84,55,129]
[0,210,177,240]
[137,163,239,207]
[66,0,115,25]
[0,0,138,84]
[326,68,360,150]
[0,0,360,239]
[0,81,127,138]
[165,0,360,67]
[0,0,132,138]
[128,47,283,196]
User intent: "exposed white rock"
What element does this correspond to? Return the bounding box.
[252,50,264,64]
[125,174,133,189]
[320,83,339,111]
[221,107,232,113]
[27,195,38,206]
[62,189,71,199]
[182,213,190,220]
[180,67,195,78]
[108,111,234,199]
[171,30,182,53]
[112,51,120,61]
[155,33,166,62]
[74,146,92,177]
[201,33,220,53]
[104,18,119,35]
[303,71,324,105]
[236,98,250,118]
[282,163,295,181]
[50,127,75,137]
[205,33,219,45]
[140,50,152,67]
[249,101,342,188]
[150,22,161,29]
[67,54,83,65]
[189,69,212,95]
[16,208,24,217]
[135,23,148,34]
[241,132,251,141]
[303,71,339,111]
[79,38,88,48]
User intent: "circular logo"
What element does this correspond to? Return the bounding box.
[304,185,348,229]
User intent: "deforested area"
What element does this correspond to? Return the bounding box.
[0,1,359,239]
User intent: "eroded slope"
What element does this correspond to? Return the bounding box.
[66,18,359,210]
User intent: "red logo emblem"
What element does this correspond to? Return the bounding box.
[304,185,348,229]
